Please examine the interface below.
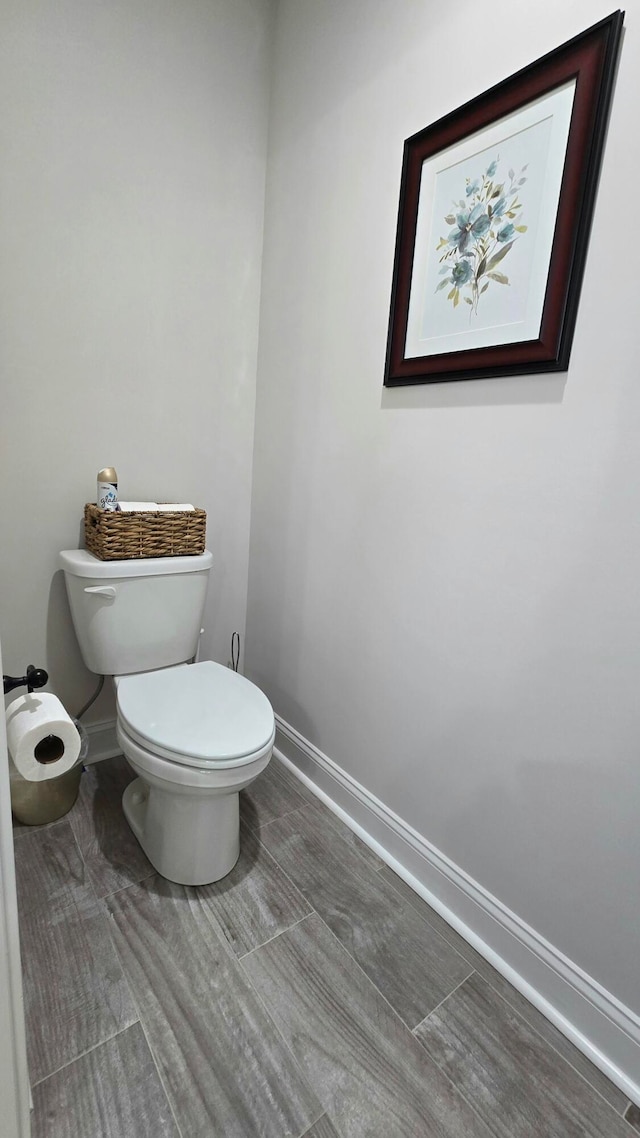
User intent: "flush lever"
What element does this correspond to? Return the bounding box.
[84,586,116,598]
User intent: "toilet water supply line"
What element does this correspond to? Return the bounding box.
[75,675,104,720]
[231,632,240,673]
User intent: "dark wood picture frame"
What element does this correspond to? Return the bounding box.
[384,11,624,387]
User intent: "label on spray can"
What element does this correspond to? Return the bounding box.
[97,468,120,511]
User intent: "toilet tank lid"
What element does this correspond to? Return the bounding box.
[59,549,213,579]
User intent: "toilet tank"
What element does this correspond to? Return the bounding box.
[59,549,213,675]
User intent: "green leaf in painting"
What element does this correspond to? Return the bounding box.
[444,214,456,225]
[487,271,509,284]
[447,287,456,300]
[453,288,460,307]
[435,278,450,292]
[464,296,473,305]
[480,282,489,294]
[515,224,528,233]
[486,240,515,272]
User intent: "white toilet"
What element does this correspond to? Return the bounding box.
[59,549,275,886]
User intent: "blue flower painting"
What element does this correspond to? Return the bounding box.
[435,157,528,315]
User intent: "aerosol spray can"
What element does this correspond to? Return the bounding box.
[97,467,120,511]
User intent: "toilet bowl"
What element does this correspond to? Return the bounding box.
[115,660,275,885]
[59,549,275,887]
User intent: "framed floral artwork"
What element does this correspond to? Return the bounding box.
[384,11,624,387]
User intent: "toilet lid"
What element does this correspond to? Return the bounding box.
[116,661,275,765]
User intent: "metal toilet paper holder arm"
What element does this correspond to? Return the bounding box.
[3,665,49,696]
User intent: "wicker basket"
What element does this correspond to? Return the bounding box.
[84,503,206,560]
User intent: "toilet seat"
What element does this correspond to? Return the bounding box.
[116,660,275,770]
[116,719,273,790]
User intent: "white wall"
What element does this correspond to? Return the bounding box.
[0,0,274,721]
[247,0,640,1021]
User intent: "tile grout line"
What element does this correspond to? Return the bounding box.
[257,796,382,873]
[291,791,388,872]
[238,911,313,962]
[261,802,481,977]
[625,1102,640,1130]
[100,870,157,902]
[246,797,316,835]
[236,912,326,1133]
[184,883,255,966]
[19,815,138,1090]
[294,1112,329,1138]
[29,1023,143,1090]
[188,829,313,964]
[266,763,387,871]
[307,907,469,1038]
[248,827,323,933]
[186,880,327,1134]
[295,1113,331,1138]
[297,799,387,872]
[475,976,631,1122]
[99,892,186,1138]
[25,808,149,1099]
[126,1008,186,1138]
[381,864,633,1120]
[259,811,479,1003]
[411,969,477,1035]
[12,817,68,842]
[66,764,154,900]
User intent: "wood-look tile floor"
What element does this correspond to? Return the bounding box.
[13,755,639,1137]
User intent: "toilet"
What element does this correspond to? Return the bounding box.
[59,549,275,886]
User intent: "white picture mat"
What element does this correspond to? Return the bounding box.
[405,80,576,360]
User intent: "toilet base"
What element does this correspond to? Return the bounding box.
[123,777,240,886]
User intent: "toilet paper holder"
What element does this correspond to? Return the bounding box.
[3,665,49,696]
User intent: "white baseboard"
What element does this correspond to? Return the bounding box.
[83,719,120,765]
[274,715,640,1108]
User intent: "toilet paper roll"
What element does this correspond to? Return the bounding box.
[6,693,81,782]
